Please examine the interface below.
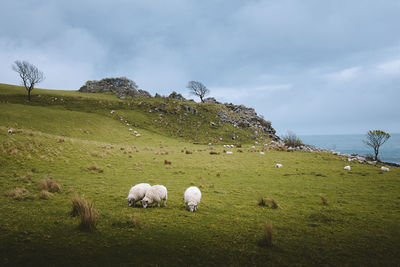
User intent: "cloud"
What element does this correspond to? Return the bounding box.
[0,0,400,134]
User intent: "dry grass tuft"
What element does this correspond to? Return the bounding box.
[263,222,273,247]
[70,194,98,231]
[39,190,53,199]
[320,195,328,205]
[39,178,61,192]
[185,150,193,154]
[87,165,104,173]
[7,188,31,200]
[258,197,267,206]
[269,198,279,209]
[58,138,65,143]
[216,171,221,177]
[210,151,219,155]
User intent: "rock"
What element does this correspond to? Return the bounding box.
[210,122,216,126]
[168,91,186,100]
[203,97,220,104]
[79,77,151,99]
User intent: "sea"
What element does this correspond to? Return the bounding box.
[299,133,400,164]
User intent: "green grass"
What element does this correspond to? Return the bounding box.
[0,83,399,266]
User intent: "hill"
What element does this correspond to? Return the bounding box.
[0,83,399,266]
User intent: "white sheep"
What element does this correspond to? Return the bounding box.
[381,166,389,172]
[110,110,115,114]
[136,133,141,137]
[344,165,351,171]
[184,186,202,212]
[275,163,283,168]
[126,183,151,206]
[226,151,233,154]
[142,185,168,208]
[260,152,265,155]
[8,129,13,134]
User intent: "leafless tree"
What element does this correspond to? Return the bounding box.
[186,81,209,103]
[363,130,390,161]
[12,60,45,101]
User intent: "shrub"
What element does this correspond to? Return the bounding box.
[281,131,303,148]
[39,178,61,192]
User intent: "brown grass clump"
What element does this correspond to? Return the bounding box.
[263,222,273,247]
[164,159,172,165]
[7,188,31,200]
[58,138,65,143]
[70,194,98,231]
[216,171,221,177]
[237,149,243,153]
[87,165,104,173]
[269,198,279,209]
[320,195,328,205]
[258,197,267,206]
[39,190,53,199]
[210,151,219,155]
[185,150,193,154]
[39,178,61,193]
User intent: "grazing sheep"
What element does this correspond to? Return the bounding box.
[164,159,172,165]
[110,110,115,114]
[260,152,265,155]
[129,128,133,131]
[127,183,151,206]
[381,166,389,172]
[136,133,141,137]
[184,186,202,212]
[275,163,283,168]
[8,129,13,134]
[344,165,351,171]
[226,151,233,154]
[142,185,168,208]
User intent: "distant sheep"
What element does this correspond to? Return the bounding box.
[344,166,351,171]
[8,129,13,134]
[164,159,172,165]
[110,110,115,114]
[136,133,141,137]
[184,186,202,212]
[260,152,265,155]
[381,166,389,172]
[226,151,233,154]
[126,183,151,206]
[275,163,283,168]
[142,185,168,208]
[185,150,192,154]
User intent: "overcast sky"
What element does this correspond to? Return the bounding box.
[1,0,399,135]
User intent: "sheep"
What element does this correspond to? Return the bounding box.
[110,110,115,114]
[8,129,13,134]
[136,133,141,137]
[129,128,133,131]
[164,159,172,165]
[226,151,233,154]
[260,152,265,155]
[126,183,151,207]
[141,185,168,208]
[344,165,351,171]
[381,166,389,172]
[184,186,202,212]
[275,163,283,168]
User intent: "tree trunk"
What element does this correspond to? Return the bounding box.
[28,89,31,102]
[374,147,379,161]
[200,95,204,103]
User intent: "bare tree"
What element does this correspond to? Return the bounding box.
[363,130,390,161]
[186,81,209,103]
[12,60,45,101]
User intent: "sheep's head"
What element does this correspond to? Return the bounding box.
[141,197,151,208]
[188,202,197,212]
[127,197,135,207]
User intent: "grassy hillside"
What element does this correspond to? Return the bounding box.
[0,83,399,266]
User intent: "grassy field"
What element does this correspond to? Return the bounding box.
[0,84,399,266]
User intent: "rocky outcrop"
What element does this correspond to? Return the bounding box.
[79,77,151,99]
[218,103,278,140]
[168,91,186,100]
